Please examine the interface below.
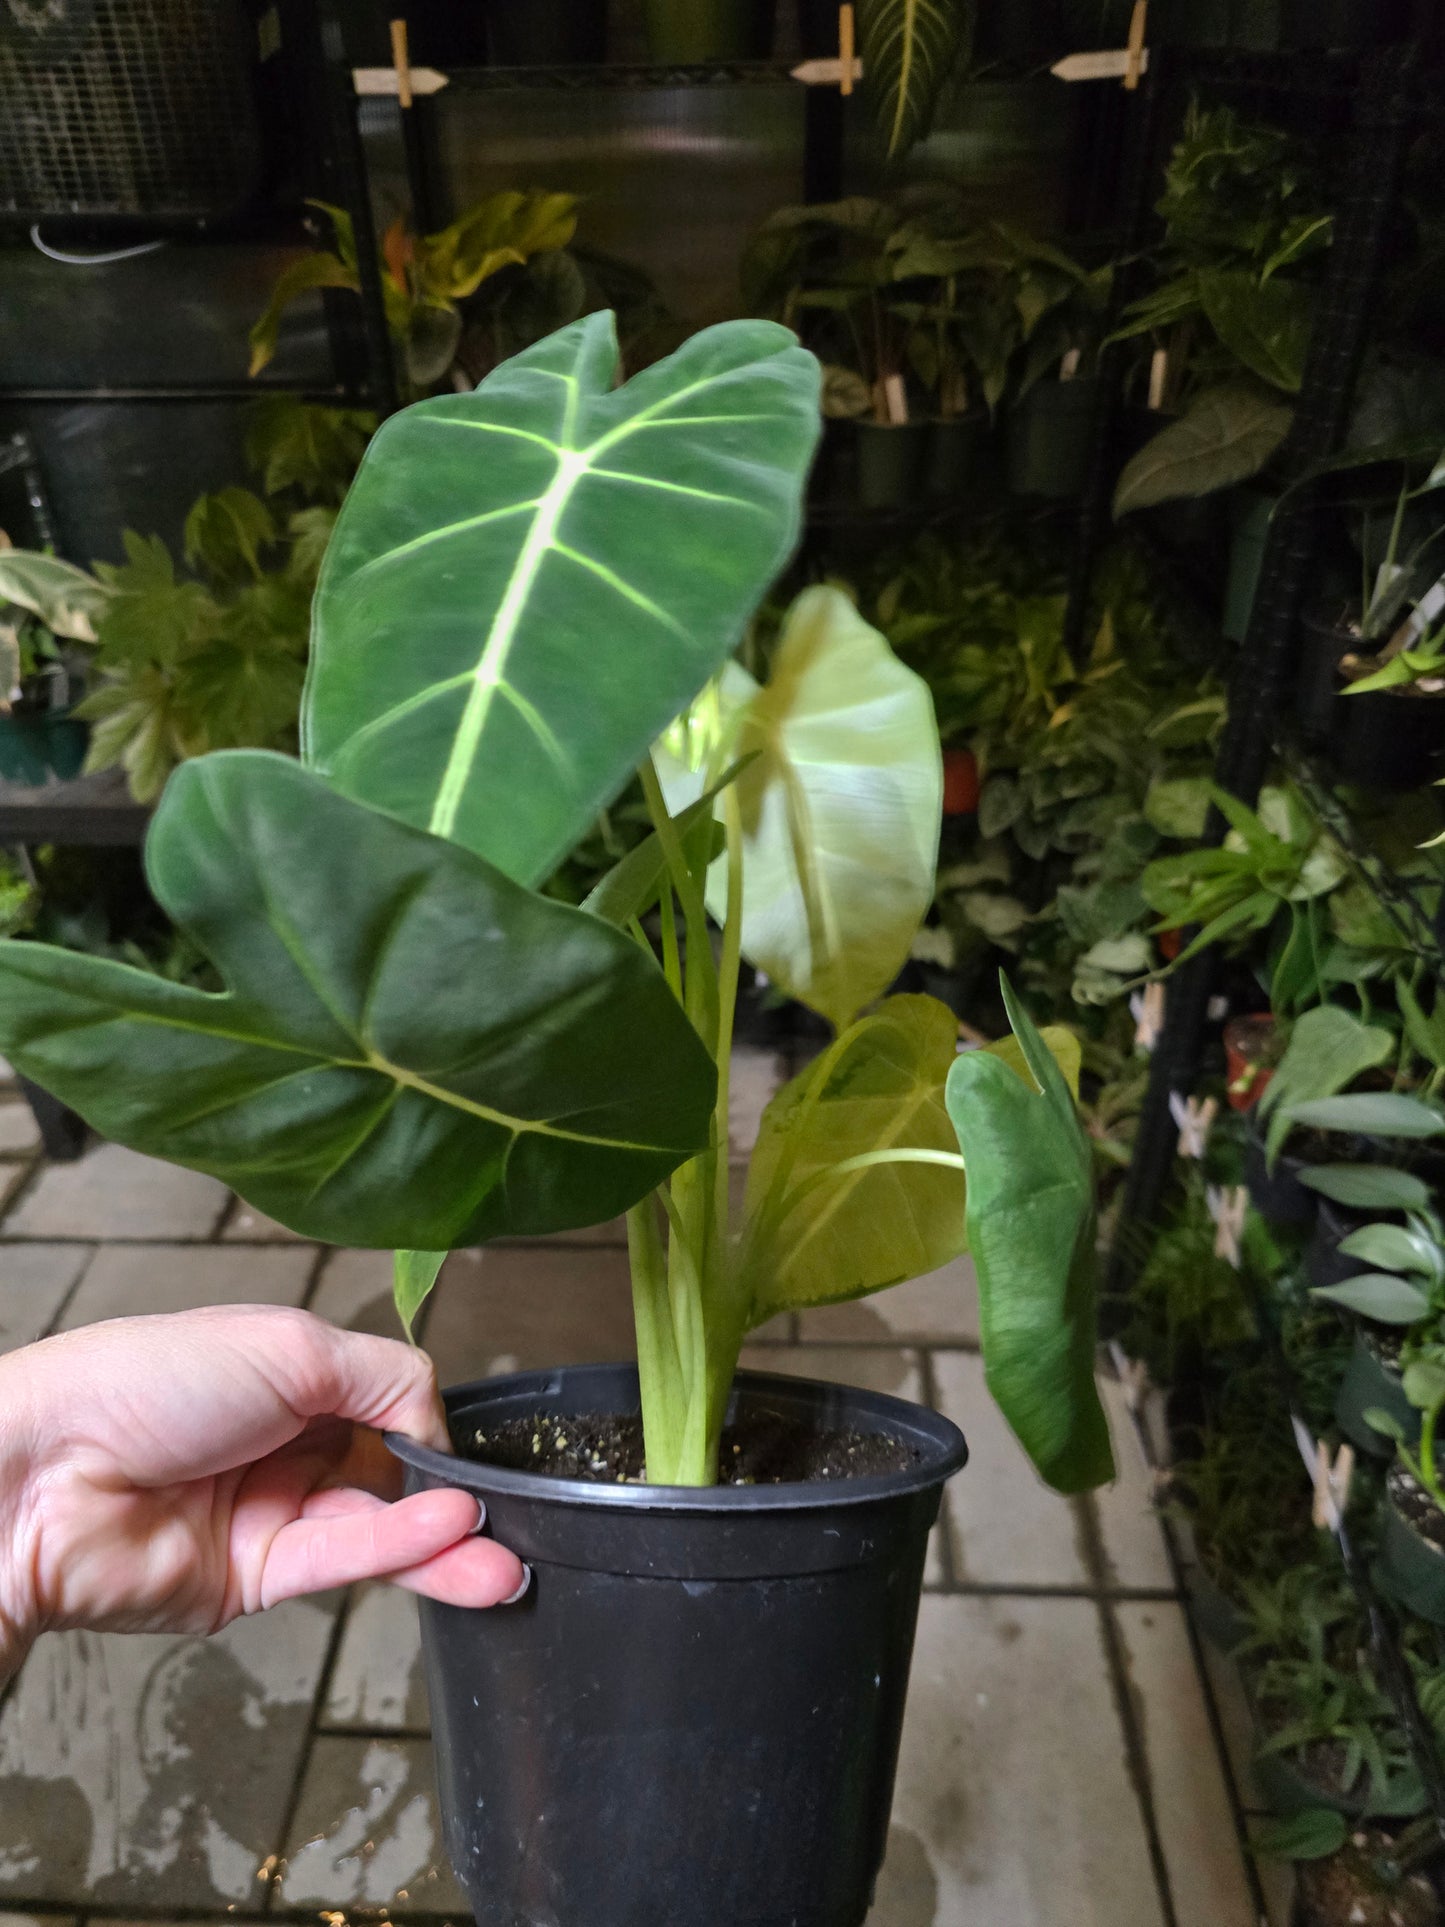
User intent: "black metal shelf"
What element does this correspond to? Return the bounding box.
[0,769,149,847]
[439,59,802,91]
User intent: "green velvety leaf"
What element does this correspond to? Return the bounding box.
[1113,384,1292,516]
[1258,1006,1395,1162]
[743,994,967,1321]
[303,312,820,888]
[394,1248,446,1341]
[945,974,1114,1494]
[0,751,715,1247]
[662,586,941,1032]
[1285,1093,1445,1140]
[1339,1222,1439,1277]
[0,550,110,642]
[855,0,968,161]
[1198,270,1313,393]
[1251,1809,1347,1862]
[1310,1274,1432,1325]
[1299,1164,1432,1211]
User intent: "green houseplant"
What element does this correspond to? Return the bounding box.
[0,314,1111,1925]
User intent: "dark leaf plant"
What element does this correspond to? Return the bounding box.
[0,314,1112,1493]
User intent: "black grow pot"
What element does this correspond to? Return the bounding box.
[1334,686,1445,793]
[391,1364,966,1927]
[924,409,994,503]
[1006,376,1100,499]
[1242,1118,1318,1229]
[1308,1197,1368,1294]
[1335,1329,1416,1459]
[487,0,609,63]
[854,419,931,513]
[1297,610,1350,744]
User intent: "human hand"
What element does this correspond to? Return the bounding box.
[0,1303,524,1679]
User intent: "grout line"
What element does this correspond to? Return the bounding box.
[314,1721,433,1742]
[262,1594,354,1913]
[39,1242,102,1340]
[299,1243,338,1315]
[210,1192,240,1241]
[915,1347,960,1590]
[0,1156,46,1227]
[1076,1493,1181,1927]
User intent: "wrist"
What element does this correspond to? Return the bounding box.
[0,1351,41,1681]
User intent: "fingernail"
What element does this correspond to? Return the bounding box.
[469,1499,488,1535]
[499,1563,532,1606]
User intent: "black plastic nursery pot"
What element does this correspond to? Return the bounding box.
[487,0,609,64]
[1005,376,1100,499]
[924,410,993,503]
[1308,1197,1368,1295]
[1242,1119,1318,1229]
[643,0,775,58]
[1335,1330,1417,1460]
[854,419,932,513]
[1297,611,1445,789]
[390,1364,967,1927]
[1185,1563,1251,1654]
[1377,1490,1445,1628]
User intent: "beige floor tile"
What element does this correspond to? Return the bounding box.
[0,1105,40,1158]
[798,1255,979,1345]
[869,1595,1163,1927]
[0,1245,90,1354]
[0,1915,78,1927]
[933,1351,1089,1588]
[57,1243,313,1329]
[728,1045,787,1156]
[507,1217,628,1245]
[422,1244,636,1385]
[0,1599,336,1907]
[221,1201,311,1242]
[6,1144,227,1241]
[1114,1602,1256,1927]
[1093,1376,1175,1591]
[325,1586,429,1732]
[739,1344,923,1403]
[310,1248,401,1340]
[278,1735,465,1914]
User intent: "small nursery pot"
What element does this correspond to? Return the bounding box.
[486,0,608,63]
[854,419,931,512]
[1006,376,1100,499]
[942,746,981,816]
[1307,1198,1369,1295]
[1226,1015,1278,1116]
[1377,1491,1445,1628]
[1335,1330,1416,1460]
[1333,687,1445,793]
[924,409,992,502]
[391,1364,967,1927]
[1241,1118,1316,1228]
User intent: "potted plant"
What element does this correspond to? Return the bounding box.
[0,314,1113,1927]
[0,548,104,785]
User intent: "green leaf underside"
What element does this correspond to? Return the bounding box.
[1113,384,1292,516]
[394,1249,446,1340]
[304,311,821,888]
[946,977,1113,1494]
[1311,1275,1432,1325]
[1300,1165,1432,1211]
[745,994,967,1321]
[0,752,715,1247]
[1285,1093,1445,1140]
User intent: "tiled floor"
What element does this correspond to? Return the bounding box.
[0,1055,1275,1927]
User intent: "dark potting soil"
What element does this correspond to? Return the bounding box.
[464,1411,918,1485]
[1299,1829,1440,1927]
[1388,1463,1445,1553]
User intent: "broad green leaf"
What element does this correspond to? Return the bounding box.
[1113,384,1292,517]
[1285,1093,1445,1140]
[1198,271,1313,393]
[743,994,966,1321]
[855,0,967,161]
[664,586,941,1032]
[1404,1358,1445,1412]
[0,549,111,642]
[303,312,821,888]
[0,751,715,1248]
[1300,1164,1431,1211]
[1250,1809,1347,1862]
[1339,1223,1439,1277]
[248,249,358,378]
[1258,1006,1395,1162]
[945,973,1114,1494]
[1143,774,1211,839]
[1311,1275,1432,1325]
[394,1248,446,1341]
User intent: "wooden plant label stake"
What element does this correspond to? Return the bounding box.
[1169,1092,1217,1159]
[839,4,856,95]
[1130,981,1165,1052]
[1124,0,1148,88]
[1147,346,1170,411]
[390,17,413,109]
[1051,47,1152,81]
[882,373,909,425]
[1060,347,1082,381]
[1292,1416,1354,1532]
[353,64,448,97]
[1206,1183,1247,1266]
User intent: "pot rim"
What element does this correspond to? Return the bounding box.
[388,1362,968,1516]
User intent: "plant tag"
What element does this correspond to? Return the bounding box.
[792,54,865,83]
[840,3,856,94]
[1060,347,1082,381]
[1130,982,1165,1052]
[353,63,449,96]
[1390,570,1445,653]
[1292,1417,1354,1532]
[882,373,909,425]
[1147,347,1169,411]
[1051,46,1152,81]
[1108,1339,1151,1415]
[1124,0,1148,88]
[1206,1183,1247,1265]
[389,18,413,108]
[1169,1092,1217,1159]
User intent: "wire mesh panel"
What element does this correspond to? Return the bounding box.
[0,0,263,222]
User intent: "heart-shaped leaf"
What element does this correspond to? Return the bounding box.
[1300,1164,1432,1212]
[743,993,967,1321]
[1311,1274,1432,1325]
[1285,1093,1445,1140]
[1198,270,1313,393]
[303,311,820,887]
[1113,384,1292,517]
[855,0,968,161]
[0,751,715,1247]
[946,974,1113,1494]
